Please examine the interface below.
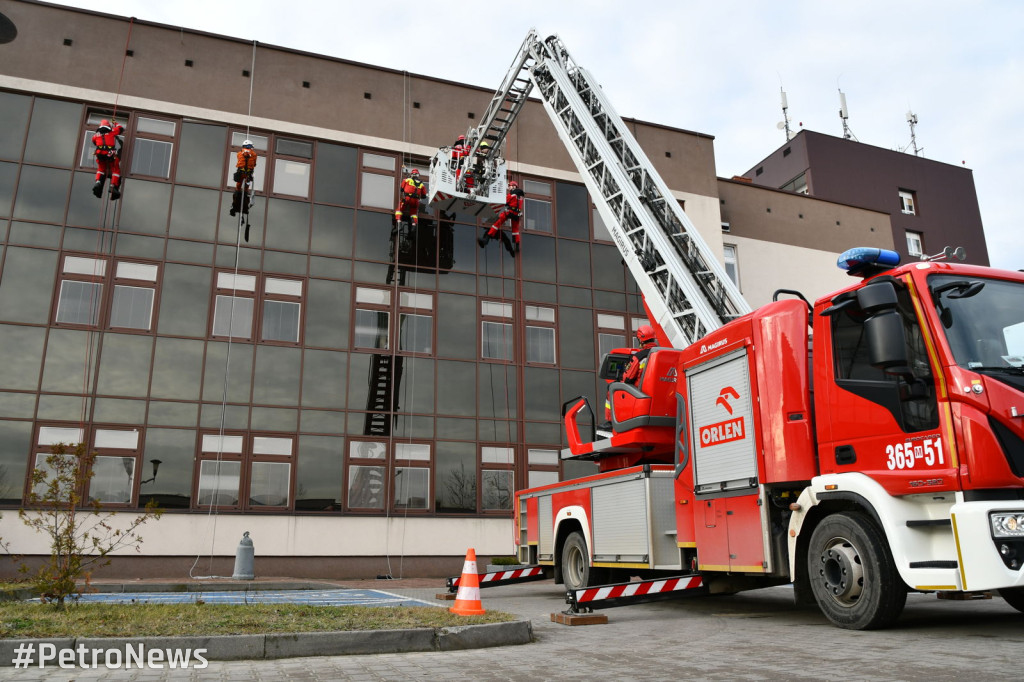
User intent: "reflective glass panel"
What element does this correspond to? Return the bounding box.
[526,326,556,363]
[56,280,102,325]
[131,139,172,178]
[0,92,31,161]
[348,464,385,509]
[250,461,290,507]
[110,285,154,329]
[89,456,134,504]
[482,321,513,360]
[399,313,432,353]
[176,122,228,186]
[354,309,389,349]
[360,172,394,209]
[273,159,310,198]
[23,98,80,167]
[212,295,254,338]
[314,143,357,206]
[482,469,513,510]
[197,460,241,506]
[394,466,429,509]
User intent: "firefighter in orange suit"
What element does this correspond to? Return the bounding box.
[603,325,658,426]
[230,140,258,217]
[91,119,125,200]
[478,180,525,255]
[394,169,427,227]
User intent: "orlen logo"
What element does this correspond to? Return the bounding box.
[699,339,728,354]
[699,386,745,447]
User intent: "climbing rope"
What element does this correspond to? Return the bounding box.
[188,38,258,580]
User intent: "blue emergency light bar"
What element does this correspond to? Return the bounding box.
[837,247,901,277]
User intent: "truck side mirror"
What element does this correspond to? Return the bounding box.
[858,281,911,375]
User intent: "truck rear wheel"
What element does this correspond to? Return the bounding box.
[807,512,906,630]
[561,531,607,591]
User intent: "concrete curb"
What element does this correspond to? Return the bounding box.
[0,621,534,666]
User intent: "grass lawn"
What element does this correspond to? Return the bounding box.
[0,602,515,639]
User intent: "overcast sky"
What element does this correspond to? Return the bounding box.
[51,0,1024,271]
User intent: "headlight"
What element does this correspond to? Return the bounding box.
[990,512,1024,538]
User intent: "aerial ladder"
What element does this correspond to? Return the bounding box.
[430,30,749,350]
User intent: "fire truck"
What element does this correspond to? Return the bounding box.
[436,32,1024,630]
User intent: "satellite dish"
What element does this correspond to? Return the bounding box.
[776,122,786,130]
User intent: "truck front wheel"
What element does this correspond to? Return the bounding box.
[807,512,906,630]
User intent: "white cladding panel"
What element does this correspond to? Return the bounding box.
[592,478,649,556]
[688,349,758,491]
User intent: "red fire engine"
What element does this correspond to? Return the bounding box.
[435,32,1024,629]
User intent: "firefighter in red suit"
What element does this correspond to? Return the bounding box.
[230,140,258,217]
[394,169,427,227]
[478,180,525,255]
[91,119,124,200]
[451,134,467,183]
[603,325,658,427]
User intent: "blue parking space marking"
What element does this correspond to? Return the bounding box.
[71,589,441,608]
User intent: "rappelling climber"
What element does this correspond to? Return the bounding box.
[394,168,427,228]
[91,118,125,200]
[478,179,524,257]
[230,139,258,217]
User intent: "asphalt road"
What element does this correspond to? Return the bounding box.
[4,580,1022,680]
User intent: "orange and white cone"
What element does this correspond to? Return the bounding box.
[449,548,486,616]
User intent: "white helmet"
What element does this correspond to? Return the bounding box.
[242,139,253,148]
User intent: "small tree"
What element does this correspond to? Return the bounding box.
[19,442,162,606]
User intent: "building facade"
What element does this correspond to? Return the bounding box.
[741,129,989,267]
[0,1,956,578]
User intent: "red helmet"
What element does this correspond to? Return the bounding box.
[635,324,656,347]
[508,180,518,189]
[458,135,465,141]
[410,169,420,176]
[98,119,112,132]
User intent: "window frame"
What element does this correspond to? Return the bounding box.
[269,136,314,199]
[523,304,556,365]
[480,300,515,362]
[357,150,399,212]
[722,243,740,289]
[522,177,553,235]
[195,431,294,511]
[129,115,177,181]
[596,312,628,360]
[52,254,161,334]
[899,189,917,215]
[479,444,515,513]
[905,230,924,259]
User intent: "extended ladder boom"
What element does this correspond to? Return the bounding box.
[485,33,752,347]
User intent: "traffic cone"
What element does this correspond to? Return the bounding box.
[449,548,486,616]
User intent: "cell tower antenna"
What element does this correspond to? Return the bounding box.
[905,110,923,156]
[777,87,794,141]
[838,88,857,141]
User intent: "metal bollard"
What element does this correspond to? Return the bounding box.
[232,531,255,580]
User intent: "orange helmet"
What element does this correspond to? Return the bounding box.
[635,325,656,347]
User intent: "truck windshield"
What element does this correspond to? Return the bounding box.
[929,274,1024,371]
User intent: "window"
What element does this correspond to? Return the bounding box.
[272,137,313,198]
[212,272,256,339]
[899,189,916,215]
[226,132,268,192]
[212,272,303,343]
[130,116,176,179]
[525,305,556,364]
[523,178,553,233]
[30,425,144,507]
[780,172,808,195]
[196,433,293,509]
[830,284,937,433]
[261,277,303,343]
[110,261,158,330]
[354,286,391,349]
[723,244,739,288]
[597,313,627,359]
[360,152,397,209]
[54,255,159,331]
[398,291,433,354]
[347,440,386,510]
[906,231,924,259]
[394,442,431,511]
[527,448,559,488]
[592,205,612,241]
[481,446,514,511]
[481,300,514,360]
[345,440,432,511]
